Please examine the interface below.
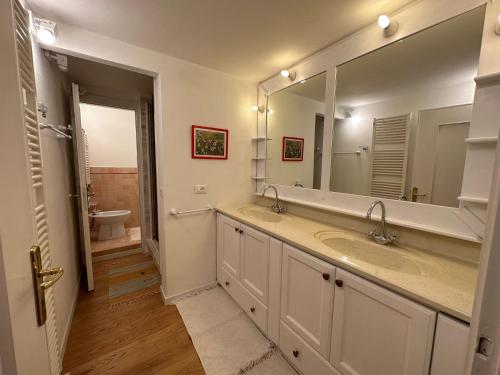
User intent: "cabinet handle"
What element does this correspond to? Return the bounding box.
[239,229,244,234]
[322,273,330,281]
[292,349,299,358]
[335,279,343,287]
[250,306,255,313]
[234,227,239,232]
[225,281,230,286]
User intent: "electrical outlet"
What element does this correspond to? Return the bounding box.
[194,184,207,194]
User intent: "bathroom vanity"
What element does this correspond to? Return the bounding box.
[216,204,475,375]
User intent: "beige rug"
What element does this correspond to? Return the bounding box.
[175,286,298,375]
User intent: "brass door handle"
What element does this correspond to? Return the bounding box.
[30,245,64,325]
[39,267,64,290]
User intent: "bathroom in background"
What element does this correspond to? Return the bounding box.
[81,103,142,259]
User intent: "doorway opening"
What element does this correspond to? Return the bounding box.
[60,53,160,291]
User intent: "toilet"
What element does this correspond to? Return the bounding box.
[90,210,131,240]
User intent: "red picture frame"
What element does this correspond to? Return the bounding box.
[282,136,304,161]
[191,125,229,160]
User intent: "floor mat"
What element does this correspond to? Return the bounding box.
[108,259,160,298]
[176,286,298,375]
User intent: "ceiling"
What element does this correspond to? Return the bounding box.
[27,0,415,82]
[65,55,154,98]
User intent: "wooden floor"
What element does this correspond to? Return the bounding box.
[63,253,205,375]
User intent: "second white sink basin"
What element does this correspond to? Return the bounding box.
[237,207,284,223]
[315,231,422,275]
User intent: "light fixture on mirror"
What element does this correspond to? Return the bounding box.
[280,70,297,81]
[33,17,57,44]
[377,14,398,37]
[250,105,265,113]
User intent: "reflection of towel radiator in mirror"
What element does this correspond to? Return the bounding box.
[369,115,409,200]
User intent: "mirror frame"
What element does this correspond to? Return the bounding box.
[255,0,493,243]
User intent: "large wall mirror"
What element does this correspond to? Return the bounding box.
[266,72,327,189]
[330,7,485,208]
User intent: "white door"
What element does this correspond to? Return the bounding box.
[240,224,270,304]
[331,269,436,375]
[70,83,94,291]
[219,215,242,280]
[281,244,335,358]
[411,104,472,206]
[0,0,62,373]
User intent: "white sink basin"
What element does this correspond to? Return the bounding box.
[315,231,422,275]
[237,207,284,223]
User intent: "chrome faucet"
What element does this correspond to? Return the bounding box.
[261,185,285,213]
[366,200,396,245]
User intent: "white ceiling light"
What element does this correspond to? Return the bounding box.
[377,14,398,37]
[250,105,265,113]
[377,15,391,29]
[280,70,297,81]
[33,17,57,44]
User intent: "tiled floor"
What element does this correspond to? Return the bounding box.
[91,226,141,258]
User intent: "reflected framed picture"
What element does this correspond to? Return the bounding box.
[282,136,304,161]
[191,125,228,160]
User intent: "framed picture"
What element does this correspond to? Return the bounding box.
[282,136,304,161]
[191,125,229,159]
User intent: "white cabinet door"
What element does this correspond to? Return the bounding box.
[331,269,436,375]
[240,224,270,304]
[430,314,469,375]
[281,244,335,358]
[219,215,242,279]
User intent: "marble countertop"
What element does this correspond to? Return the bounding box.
[217,204,477,322]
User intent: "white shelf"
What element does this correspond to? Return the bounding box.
[251,176,269,180]
[252,137,272,141]
[465,136,498,144]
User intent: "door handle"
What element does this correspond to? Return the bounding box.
[411,187,427,202]
[30,245,64,325]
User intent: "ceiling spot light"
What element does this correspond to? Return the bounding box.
[250,105,265,113]
[33,17,57,44]
[280,70,297,81]
[377,14,398,37]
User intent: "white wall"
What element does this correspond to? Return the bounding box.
[331,81,476,198]
[80,104,137,168]
[46,22,256,299]
[32,41,82,355]
[267,91,324,188]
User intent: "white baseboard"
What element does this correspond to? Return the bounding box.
[61,268,81,358]
[163,282,218,305]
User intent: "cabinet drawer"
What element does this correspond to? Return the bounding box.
[221,268,268,334]
[280,321,340,375]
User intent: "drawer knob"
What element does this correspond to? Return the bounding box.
[292,349,299,358]
[250,306,255,313]
[239,229,244,234]
[322,273,330,281]
[225,281,230,286]
[335,279,343,287]
[234,227,239,232]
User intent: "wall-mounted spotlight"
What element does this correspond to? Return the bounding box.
[495,14,500,36]
[33,17,57,44]
[280,70,297,81]
[378,14,398,37]
[250,105,265,113]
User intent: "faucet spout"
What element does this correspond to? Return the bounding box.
[261,185,285,214]
[366,200,395,245]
